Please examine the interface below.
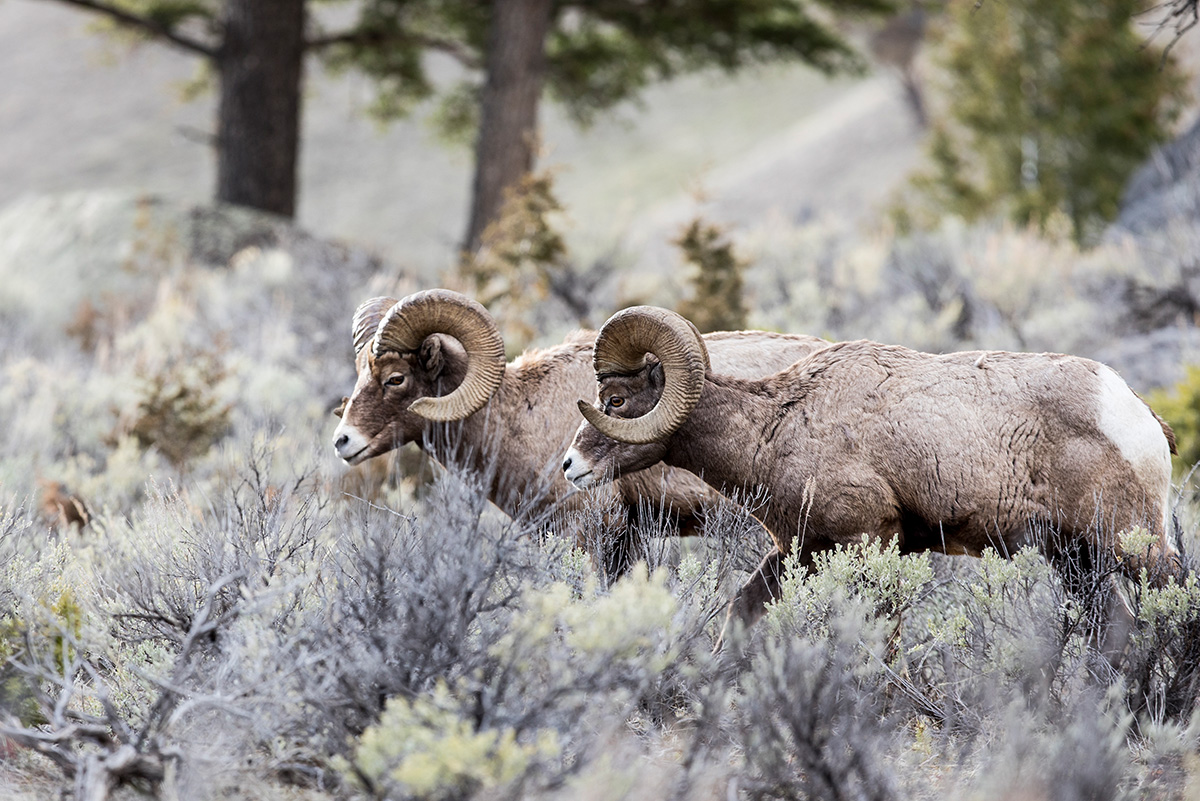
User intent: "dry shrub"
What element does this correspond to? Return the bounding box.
[122,344,233,468]
[464,171,569,351]
[6,448,1200,801]
[739,614,905,801]
[675,216,749,334]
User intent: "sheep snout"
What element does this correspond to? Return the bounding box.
[332,420,371,464]
[562,447,596,488]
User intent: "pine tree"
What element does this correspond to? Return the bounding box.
[915,0,1186,242]
[460,0,898,253]
[43,0,479,218]
[52,0,897,247]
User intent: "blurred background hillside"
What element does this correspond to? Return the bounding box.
[0,0,927,272]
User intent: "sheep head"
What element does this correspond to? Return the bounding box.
[564,306,708,487]
[332,289,506,465]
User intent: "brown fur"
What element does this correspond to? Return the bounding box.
[38,479,90,531]
[335,320,828,577]
[570,338,1179,652]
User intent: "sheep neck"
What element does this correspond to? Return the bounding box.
[666,375,789,494]
[664,373,816,544]
[418,364,580,520]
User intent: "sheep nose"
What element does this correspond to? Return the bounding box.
[562,455,572,473]
[334,433,349,450]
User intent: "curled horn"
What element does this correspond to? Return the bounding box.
[576,306,708,444]
[351,297,400,356]
[373,289,506,422]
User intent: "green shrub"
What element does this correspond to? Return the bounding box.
[342,681,560,800]
[0,582,85,728]
[1148,364,1200,478]
[765,536,933,645]
[0,615,39,727]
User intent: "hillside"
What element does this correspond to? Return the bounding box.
[0,0,924,275]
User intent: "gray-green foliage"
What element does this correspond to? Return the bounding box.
[5,195,1200,799]
[6,430,1200,799]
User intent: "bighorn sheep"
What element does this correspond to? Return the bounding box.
[563,306,1181,651]
[331,290,827,576]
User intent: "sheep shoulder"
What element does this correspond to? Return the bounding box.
[749,341,1107,422]
[704,330,829,379]
[503,332,597,396]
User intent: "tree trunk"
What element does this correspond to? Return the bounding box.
[463,0,554,255]
[215,0,305,218]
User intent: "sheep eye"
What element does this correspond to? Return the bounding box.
[385,374,406,387]
[609,397,625,409]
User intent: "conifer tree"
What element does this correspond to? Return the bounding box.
[51,0,896,242]
[45,0,469,218]
[915,0,1186,242]
[461,0,898,253]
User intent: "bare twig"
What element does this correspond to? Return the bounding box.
[137,571,247,749]
[1144,1,1200,49]
[44,0,218,59]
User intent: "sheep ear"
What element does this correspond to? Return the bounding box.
[647,360,665,388]
[419,336,445,377]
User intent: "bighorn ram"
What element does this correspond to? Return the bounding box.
[563,306,1181,651]
[331,290,827,576]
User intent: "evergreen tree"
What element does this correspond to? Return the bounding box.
[460,0,898,253]
[44,0,479,219]
[914,0,1186,242]
[51,0,896,245]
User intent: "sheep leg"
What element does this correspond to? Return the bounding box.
[713,547,787,653]
[1048,540,1137,668]
[599,517,643,582]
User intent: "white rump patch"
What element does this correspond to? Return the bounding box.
[1096,366,1172,530]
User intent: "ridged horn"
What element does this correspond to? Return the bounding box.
[578,306,708,444]
[373,289,506,422]
[351,297,400,356]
